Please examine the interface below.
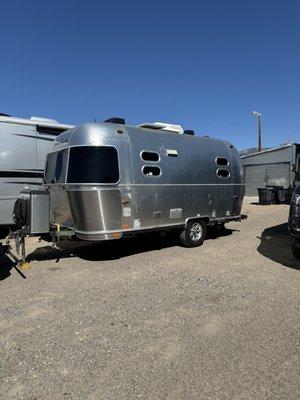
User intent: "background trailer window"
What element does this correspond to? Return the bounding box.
[67,146,119,183]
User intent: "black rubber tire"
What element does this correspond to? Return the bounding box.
[12,198,27,228]
[292,241,300,260]
[179,220,207,247]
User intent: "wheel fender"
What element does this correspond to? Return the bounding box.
[185,216,210,227]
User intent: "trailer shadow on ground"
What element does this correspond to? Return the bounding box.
[26,227,236,263]
[257,223,300,270]
[0,228,236,280]
[0,255,28,281]
[0,255,15,280]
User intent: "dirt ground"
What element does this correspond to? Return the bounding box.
[0,201,299,400]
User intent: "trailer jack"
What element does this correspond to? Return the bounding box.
[1,228,31,272]
[1,225,76,277]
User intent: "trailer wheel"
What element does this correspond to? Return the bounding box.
[292,240,300,260]
[179,220,207,247]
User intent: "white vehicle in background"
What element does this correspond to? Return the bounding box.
[0,113,73,225]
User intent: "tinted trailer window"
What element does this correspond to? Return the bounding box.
[44,149,68,183]
[67,146,119,184]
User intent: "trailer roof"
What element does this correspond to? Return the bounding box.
[0,115,74,130]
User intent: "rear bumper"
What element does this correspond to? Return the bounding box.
[75,230,122,241]
[212,214,247,224]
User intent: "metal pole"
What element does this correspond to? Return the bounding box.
[252,111,262,152]
[258,114,262,152]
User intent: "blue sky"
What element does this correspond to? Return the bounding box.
[1,0,299,150]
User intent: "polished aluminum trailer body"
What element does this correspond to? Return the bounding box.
[0,115,73,225]
[45,122,245,241]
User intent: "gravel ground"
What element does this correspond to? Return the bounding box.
[0,202,299,400]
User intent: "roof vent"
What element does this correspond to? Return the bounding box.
[31,116,59,124]
[0,113,11,117]
[104,117,125,125]
[139,122,184,134]
[184,130,194,136]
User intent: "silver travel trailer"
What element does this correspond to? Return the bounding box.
[38,119,246,247]
[0,114,73,225]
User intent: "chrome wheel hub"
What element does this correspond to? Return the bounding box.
[189,222,202,241]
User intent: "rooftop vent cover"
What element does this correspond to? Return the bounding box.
[139,122,184,134]
[184,130,194,135]
[104,117,125,125]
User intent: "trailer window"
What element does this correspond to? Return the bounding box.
[44,149,68,183]
[67,146,119,183]
[37,125,67,136]
[216,157,229,166]
[217,169,230,178]
[141,151,160,162]
[142,166,161,176]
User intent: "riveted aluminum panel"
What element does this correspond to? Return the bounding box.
[67,188,122,239]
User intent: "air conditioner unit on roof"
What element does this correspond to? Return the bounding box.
[139,122,184,134]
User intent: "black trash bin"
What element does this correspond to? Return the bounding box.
[285,188,293,204]
[258,187,274,205]
[267,186,285,204]
[277,187,286,203]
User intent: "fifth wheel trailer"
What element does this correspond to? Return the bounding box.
[0,114,73,225]
[242,144,300,196]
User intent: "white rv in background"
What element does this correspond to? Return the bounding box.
[0,114,74,225]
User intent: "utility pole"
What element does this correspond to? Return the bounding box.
[252,111,262,152]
